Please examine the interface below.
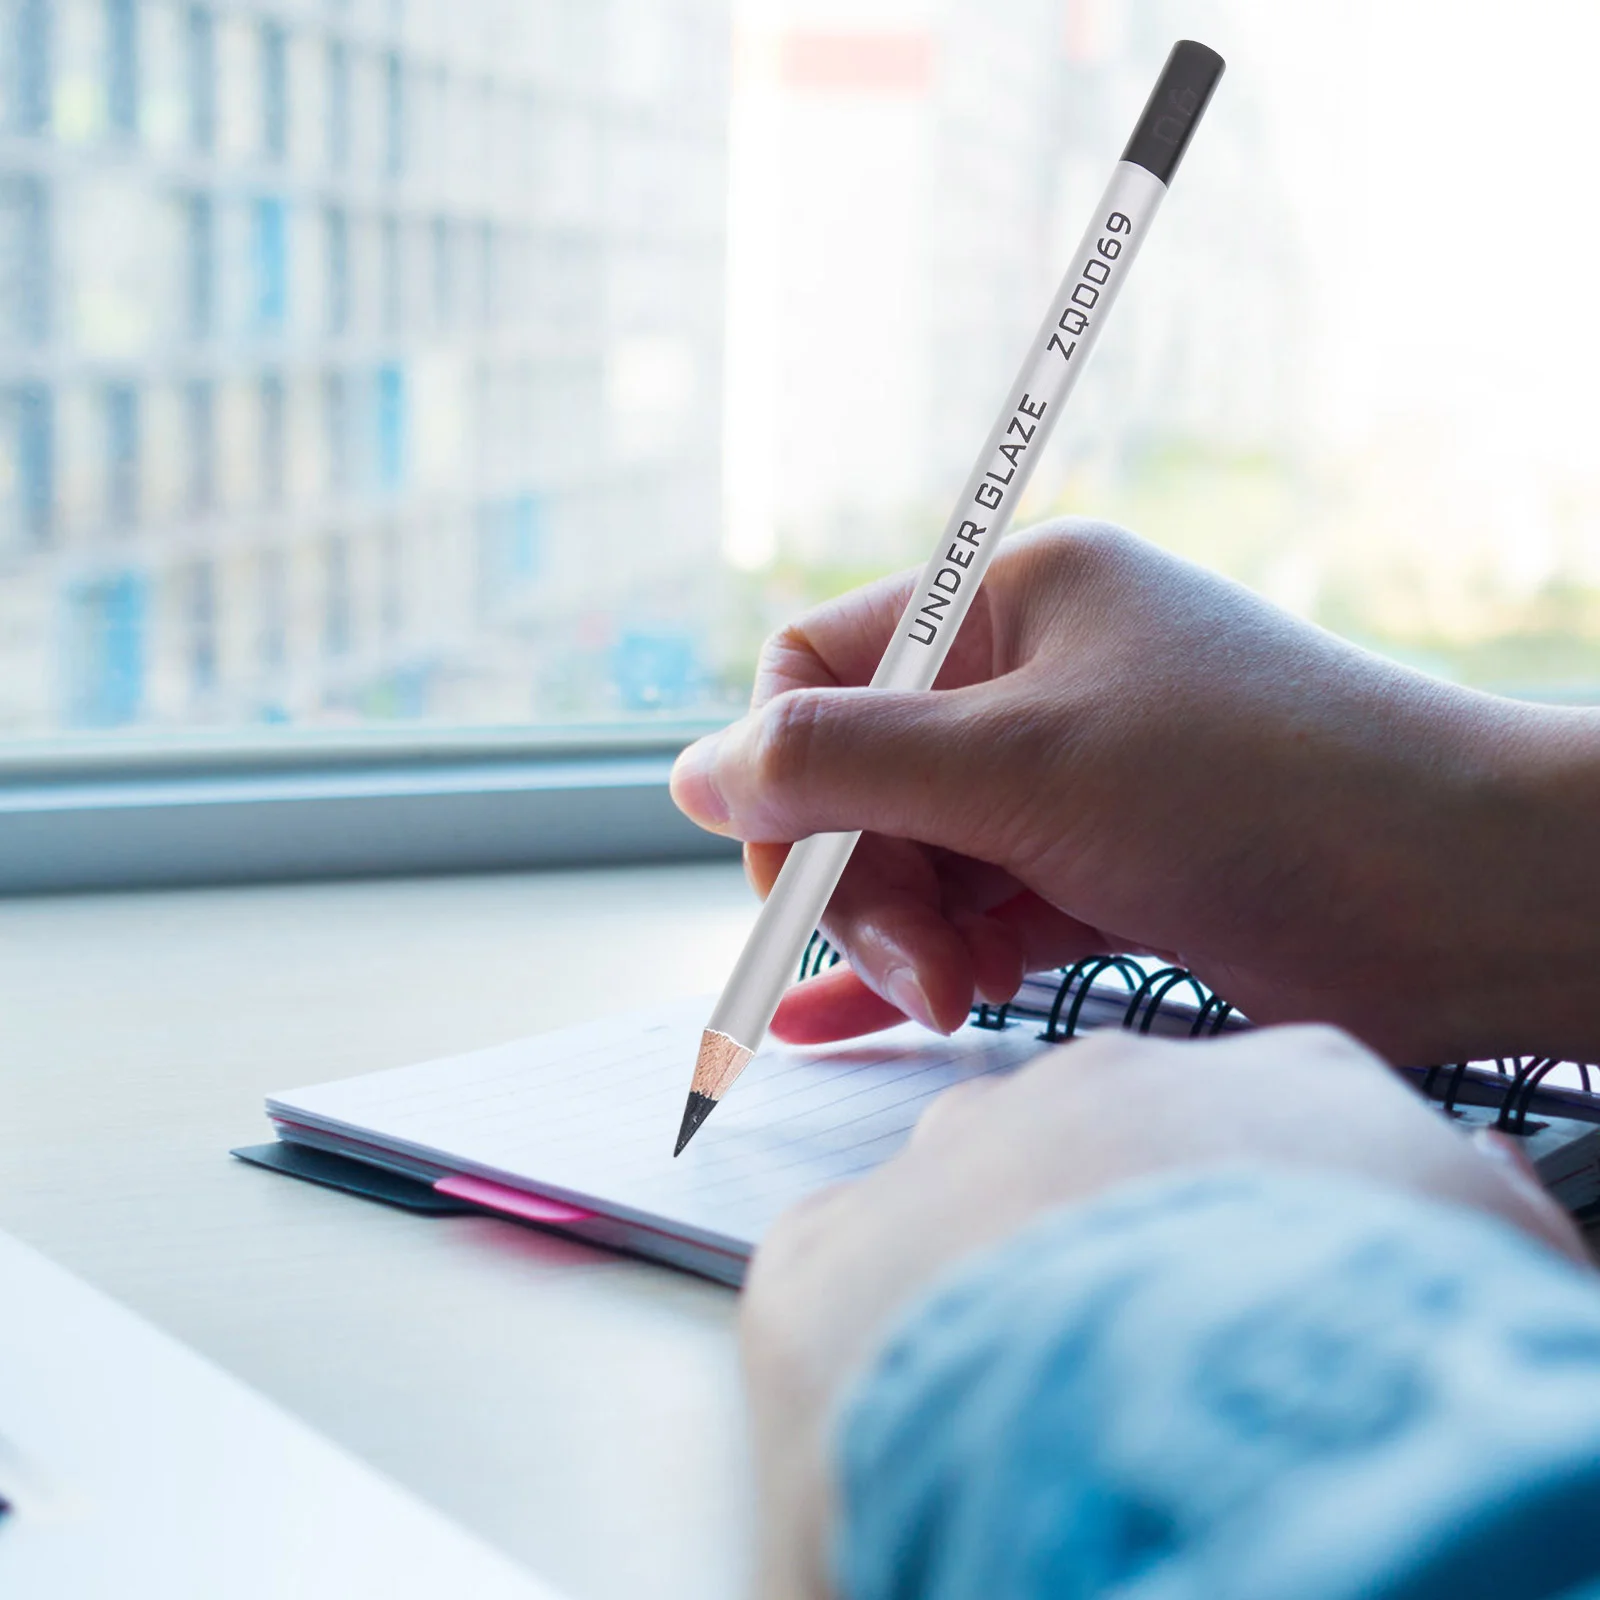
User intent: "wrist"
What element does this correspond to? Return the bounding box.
[1509,705,1600,1055]
[1445,701,1600,1062]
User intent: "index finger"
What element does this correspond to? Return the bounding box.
[751,567,999,708]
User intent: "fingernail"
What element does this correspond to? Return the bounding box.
[670,732,730,828]
[885,967,938,1032]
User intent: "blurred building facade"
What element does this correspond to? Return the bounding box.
[0,0,729,731]
[725,0,1070,570]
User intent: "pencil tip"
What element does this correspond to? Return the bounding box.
[674,1090,718,1156]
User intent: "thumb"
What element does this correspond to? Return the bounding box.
[669,685,1034,862]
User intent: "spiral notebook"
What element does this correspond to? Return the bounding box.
[254,952,1600,1286]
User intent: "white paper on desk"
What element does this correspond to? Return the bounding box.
[268,998,1055,1259]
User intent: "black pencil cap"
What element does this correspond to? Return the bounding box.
[1120,40,1225,186]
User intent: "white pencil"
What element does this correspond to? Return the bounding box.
[676,39,1226,1154]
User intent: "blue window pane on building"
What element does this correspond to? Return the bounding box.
[383,664,429,718]
[0,175,49,345]
[104,383,138,527]
[17,382,52,544]
[260,372,284,506]
[105,0,138,136]
[65,570,145,727]
[474,493,541,611]
[323,370,347,491]
[376,363,405,490]
[614,629,697,711]
[186,193,213,337]
[325,206,348,334]
[258,546,287,672]
[324,534,351,656]
[380,214,400,333]
[187,559,216,692]
[14,0,51,134]
[186,6,214,150]
[326,39,349,168]
[254,197,288,329]
[384,51,403,176]
[508,492,540,575]
[261,22,287,158]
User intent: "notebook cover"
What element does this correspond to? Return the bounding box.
[236,1137,749,1285]
[231,1141,477,1215]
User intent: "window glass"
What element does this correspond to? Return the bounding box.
[0,0,1595,743]
[724,0,1600,706]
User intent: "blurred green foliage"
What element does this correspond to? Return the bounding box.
[718,437,1600,705]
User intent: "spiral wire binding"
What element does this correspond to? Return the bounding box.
[1497,1057,1562,1135]
[799,929,844,981]
[1125,967,1228,1035]
[1041,956,1143,1040]
[794,935,1592,1134]
[797,942,1233,1044]
[1436,1062,1471,1117]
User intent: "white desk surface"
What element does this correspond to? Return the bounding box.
[0,862,765,1600]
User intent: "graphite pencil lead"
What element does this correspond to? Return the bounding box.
[672,1027,756,1154]
[674,1090,719,1156]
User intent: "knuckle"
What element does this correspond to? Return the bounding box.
[752,689,823,794]
[1066,523,1146,586]
[1012,517,1144,580]
[755,621,816,689]
[997,522,1155,660]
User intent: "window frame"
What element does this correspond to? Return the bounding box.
[0,724,737,894]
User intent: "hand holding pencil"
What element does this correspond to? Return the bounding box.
[670,40,1228,1151]
[673,520,1600,1073]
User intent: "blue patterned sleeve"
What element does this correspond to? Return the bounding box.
[833,1167,1600,1600]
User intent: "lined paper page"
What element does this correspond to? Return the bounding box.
[268,998,1054,1255]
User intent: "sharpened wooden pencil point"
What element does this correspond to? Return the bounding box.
[674,1091,718,1156]
[673,1028,754,1154]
